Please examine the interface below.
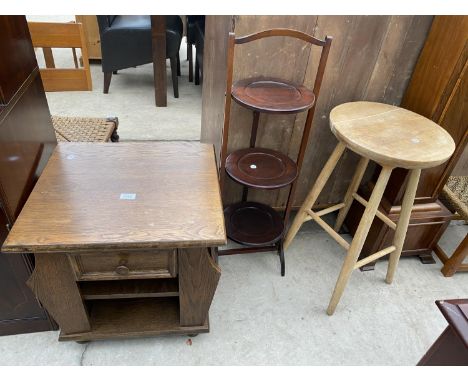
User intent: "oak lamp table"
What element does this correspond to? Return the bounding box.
[2,142,226,342]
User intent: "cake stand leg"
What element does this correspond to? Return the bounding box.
[278,240,285,277]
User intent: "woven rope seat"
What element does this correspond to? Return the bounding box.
[440,176,468,222]
[52,116,119,143]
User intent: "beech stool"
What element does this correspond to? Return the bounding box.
[284,101,455,315]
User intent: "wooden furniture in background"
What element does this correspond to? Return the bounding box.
[52,116,119,142]
[0,15,57,336]
[434,176,468,276]
[152,16,167,107]
[418,299,468,366]
[218,28,332,276]
[2,142,226,341]
[345,16,468,269]
[284,102,455,315]
[75,16,102,60]
[201,15,433,210]
[28,21,92,91]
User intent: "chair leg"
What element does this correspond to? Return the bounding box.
[188,43,193,82]
[170,57,179,98]
[103,72,112,94]
[334,157,369,232]
[195,56,200,85]
[177,53,181,77]
[327,166,393,315]
[441,234,468,277]
[386,169,421,284]
[284,142,346,250]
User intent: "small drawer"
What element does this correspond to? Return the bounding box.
[68,249,177,281]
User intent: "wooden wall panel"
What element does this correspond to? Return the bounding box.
[201,15,433,208]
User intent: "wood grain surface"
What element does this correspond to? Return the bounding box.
[2,142,226,253]
[178,247,221,327]
[201,15,434,208]
[330,102,455,169]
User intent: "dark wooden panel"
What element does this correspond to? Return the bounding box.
[28,252,91,335]
[178,247,221,327]
[0,15,57,336]
[0,74,57,220]
[0,16,37,105]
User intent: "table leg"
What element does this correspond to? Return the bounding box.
[151,16,167,107]
[178,248,221,327]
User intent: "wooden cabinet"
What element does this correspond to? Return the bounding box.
[75,15,101,60]
[0,16,57,335]
[2,142,226,342]
[345,16,468,268]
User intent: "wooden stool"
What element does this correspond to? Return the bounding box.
[284,101,455,315]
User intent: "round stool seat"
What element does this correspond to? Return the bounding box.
[330,102,455,169]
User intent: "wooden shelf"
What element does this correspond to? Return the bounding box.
[224,201,284,246]
[79,279,179,300]
[59,298,209,341]
[231,78,315,114]
[226,147,298,189]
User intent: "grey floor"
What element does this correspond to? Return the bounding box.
[28,15,202,141]
[1,222,466,365]
[2,16,466,366]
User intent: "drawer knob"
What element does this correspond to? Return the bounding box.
[115,265,130,275]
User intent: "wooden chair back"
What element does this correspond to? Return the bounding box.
[28,22,92,91]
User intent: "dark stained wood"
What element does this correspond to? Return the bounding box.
[0,16,37,105]
[218,24,332,273]
[178,247,221,327]
[69,249,177,281]
[418,299,468,366]
[151,16,167,107]
[224,201,284,246]
[439,234,468,277]
[59,298,208,342]
[231,78,315,114]
[0,15,57,336]
[226,147,298,189]
[201,16,433,209]
[79,278,179,300]
[28,252,90,334]
[2,142,226,253]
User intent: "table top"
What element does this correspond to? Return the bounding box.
[2,142,226,253]
[330,101,455,169]
[436,299,468,347]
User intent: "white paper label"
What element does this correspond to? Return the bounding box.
[120,193,136,200]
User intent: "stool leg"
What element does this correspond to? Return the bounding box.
[327,166,392,315]
[284,142,346,250]
[386,168,421,284]
[334,157,369,232]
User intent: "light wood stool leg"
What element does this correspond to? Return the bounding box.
[327,166,393,315]
[386,168,421,284]
[284,142,346,250]
[441,234,468,277]
[334,157,369,232]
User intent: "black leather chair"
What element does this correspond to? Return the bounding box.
[186,15,205,84]
[96,15,183,97]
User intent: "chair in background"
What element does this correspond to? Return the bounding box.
[435,176,468,276]
[186,16,205,84]
[96,15,182,97]
[28,21,92,91]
